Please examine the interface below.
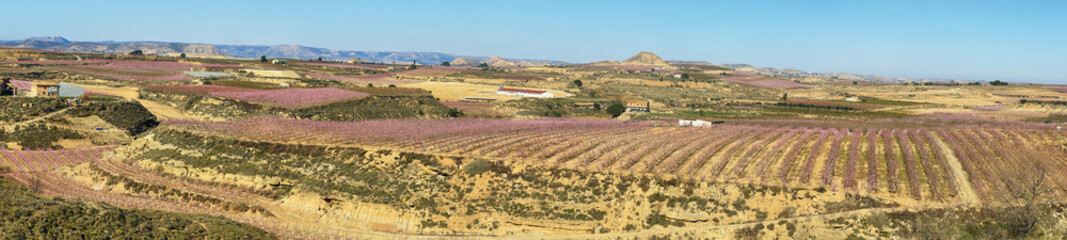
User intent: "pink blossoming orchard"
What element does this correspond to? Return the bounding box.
[165,117,1067,203]
[2,36,1067,239]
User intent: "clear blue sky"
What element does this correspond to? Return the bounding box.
[3,0,1066,83]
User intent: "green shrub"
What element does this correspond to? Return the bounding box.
[1,124,83,149]
[606,103,625,118]
[71,101,159,135]
[464,159,491,175]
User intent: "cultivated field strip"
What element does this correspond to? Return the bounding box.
[0,146,117,172]
[170,118,1067,202]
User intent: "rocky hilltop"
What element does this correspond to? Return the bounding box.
[449,57,478,66]
[621,51,670,66]
[484,56,517,67]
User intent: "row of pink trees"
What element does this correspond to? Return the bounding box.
[0,145,116,172]
[166,118,1067,200]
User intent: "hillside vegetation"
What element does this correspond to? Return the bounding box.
[0,176,275,239]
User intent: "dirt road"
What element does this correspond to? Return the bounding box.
[930,134,980,206]
[80,85,196,120]
[3,108,71,131]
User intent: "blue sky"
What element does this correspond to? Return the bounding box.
[3,0,1066,83]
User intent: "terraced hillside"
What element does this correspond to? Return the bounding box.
[0,175,275,239]
[4,126,901,239]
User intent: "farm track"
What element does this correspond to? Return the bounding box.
[796,130,831,185]
[3,107,71,132]
[695,128,771,180]
[656,127,747,174]
[929,133,979,205]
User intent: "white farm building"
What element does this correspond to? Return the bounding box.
[496,87,554,98]
[679,119,723,128]
[679,119,712,128]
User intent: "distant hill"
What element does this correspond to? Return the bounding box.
[720,64,975,84]
[668,60,713,65]
[24,36,70,44]
[213,45,563,65]
[214,44,465,63]
[0,37,223,57]
[621,51,670,66]
[0,36,564,65]
[484,56,517,67]
[1,36,976,84]
[590,60,621,65]
[450,57,478,66]
[344,58,368,63]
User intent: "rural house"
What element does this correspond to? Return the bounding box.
[30,81,59,97]
[496,87,554,98]
[27,81,85,98]
[271,59,288,64]
[625,100,650,112]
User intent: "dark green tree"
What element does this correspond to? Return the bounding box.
[179,53,186,58]
[128,50,143,55]
[573,80,583,87]
[606,104,625,118]
[441,61,451,66]
[447,108,465,118]
[260,55,267,62]
[991,80,1008,86]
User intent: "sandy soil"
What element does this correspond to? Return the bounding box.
[930,134,980,206]
[79,84,199,120]
[399,82,569,101]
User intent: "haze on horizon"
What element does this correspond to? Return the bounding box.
[3,0,1065,84]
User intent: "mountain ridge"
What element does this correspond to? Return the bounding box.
[0,36,980,84]
[719,64,976,84]
[0,36,564,65]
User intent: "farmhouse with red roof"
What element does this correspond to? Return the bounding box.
[496,86,554,98]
